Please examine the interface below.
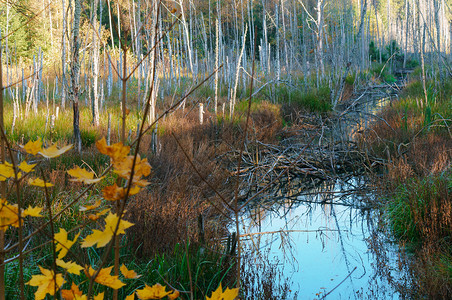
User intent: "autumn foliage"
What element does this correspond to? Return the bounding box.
[0,137,239,299]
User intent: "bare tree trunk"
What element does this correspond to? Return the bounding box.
[316,0,325,78]
[107,0,115,50]
[275,3,281,81]
[70,0,83,152]
[333,0,368,109]
[433,0,443,82]
[61,0,67,109]
[214,19,219,115]
[231,26,247,118]
[48,0,54,47]
[147,2,158,125]
[92,0,100,126]
[0,35,6,300]
[403,0,409,68]
[419,14,428,106]
[179,0,194,74]
[281,0,289,76]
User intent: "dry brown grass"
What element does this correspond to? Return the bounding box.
[361,84,452,297]
[126,104,283,256]
[363,105,451,178]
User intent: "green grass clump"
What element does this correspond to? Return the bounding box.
[129,242,235,299]
[383,73,396,83]
[401,80,424,99]
[383,171,452,296]
[345,73,356,85]
[385,172,452,245]
[3,103,143,147]
[277,85,332,113]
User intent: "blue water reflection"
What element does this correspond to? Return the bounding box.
[241,178,404,299]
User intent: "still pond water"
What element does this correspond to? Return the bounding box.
[240,92,406,299]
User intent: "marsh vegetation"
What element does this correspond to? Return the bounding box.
[0,0,451,298]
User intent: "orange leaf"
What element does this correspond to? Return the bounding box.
[102,184,126,201]
[61,282,83,300]
[102,184,141,201]
[96,138,130,163]
[168,290,180,300]
[113,155,151,179]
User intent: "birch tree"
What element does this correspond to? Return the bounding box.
[69,0,83,152]
[92,0,100,126]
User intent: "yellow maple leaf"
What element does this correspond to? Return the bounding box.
[221,287,239,300]
[22,138,42,155]
[0,163,15,181]
[55,228,80,259]
[85,266,126,290]
[18,161,37,173]
[113,155,151,180]
[125,294,135,300]
[136,283,171,299]
[79,200,102,212]
[81,212,134,248]
[23,206,43,217]
[206,283,239,300]
[97,208,110,216]
[88,208,110,221]
[94,292,104,300]
[27,266,65,300]
[104,212,134,235]
[28,178,54,187]
[128,185,142,195]
[109,142,130,163]
[56,259,84,275]
[96,138,130,163]
[0,199,21,231]
[103,184,141,201]
[61,282,83,300]
[67,166,104,184]
[81,229,110,248]
[120,264,142,279]
[132,178,150,187]
[39,144,73,159]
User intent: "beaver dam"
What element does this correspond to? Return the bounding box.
[229,86,409,299]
